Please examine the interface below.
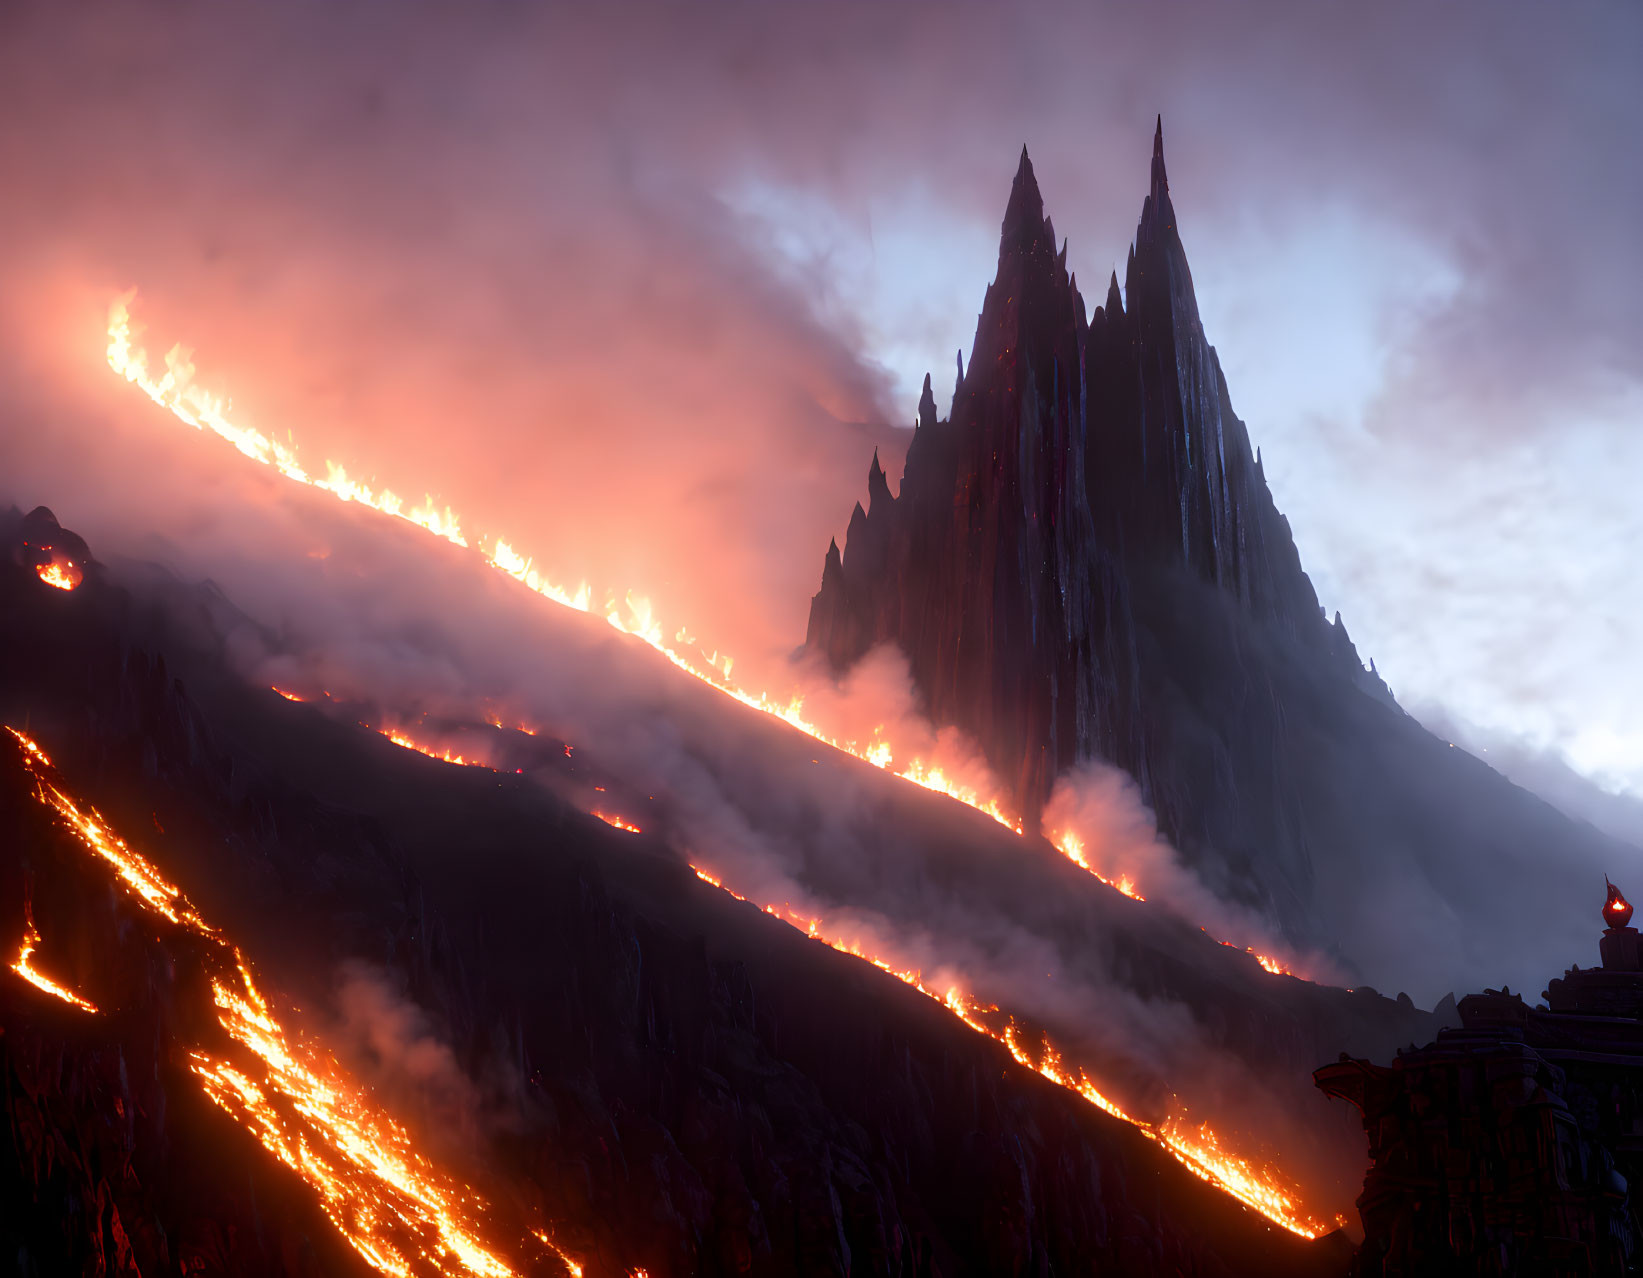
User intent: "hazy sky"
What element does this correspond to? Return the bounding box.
[0,1,1638,799]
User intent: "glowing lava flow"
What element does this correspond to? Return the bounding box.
[10,907,98,1012]
[36,561,82,591]
[688,863,1331,1239]
[105,295,1023,833]
[592,812,642,833]
[6,727,570,1278]
[106,297,1304,977]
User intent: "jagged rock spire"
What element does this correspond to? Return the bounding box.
[918,373,937,430]
[821,536,843,584]
[867,448,893,513]
[1106,270,1123,318]
[1000,145,1046,253]
[1151,114,1168,198]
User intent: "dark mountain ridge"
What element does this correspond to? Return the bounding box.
[805,122,1628,971]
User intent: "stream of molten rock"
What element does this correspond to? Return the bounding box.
[104,295,1300,979]
[4,727,578,1278]
[686,865,1333,1239]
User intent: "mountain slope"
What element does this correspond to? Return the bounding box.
[1,507,1360,1277]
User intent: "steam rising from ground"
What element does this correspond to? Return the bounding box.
[1043,764,1341,984]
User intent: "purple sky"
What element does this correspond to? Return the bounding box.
[0,1,1638,803]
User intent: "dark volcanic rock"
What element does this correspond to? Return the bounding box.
[803,123,1625,955]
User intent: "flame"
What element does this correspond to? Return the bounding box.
[272,686,305,702]
[1051,832,1145,900]
[378,727,477,767]
[591,811,642,833]
[7,727,575,1278]
[688,862,1329,1238]
[1248,949,1291,976]
[10,907,98,1012]
[36,560,82,591]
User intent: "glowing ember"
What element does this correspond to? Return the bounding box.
[591,811,642,833]
[10,907,98,1012]
[36,560,82,591]
[687,862,1329,1238]
[272,686,304,702]
[6,727,574,1278]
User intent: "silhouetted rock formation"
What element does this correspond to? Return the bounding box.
[804,123,1623,955]
[1317,887,1643,1276]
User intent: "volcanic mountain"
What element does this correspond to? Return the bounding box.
[805,122,1631,973]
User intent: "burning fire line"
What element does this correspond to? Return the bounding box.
[106,298,1300,974]
[10,905,99,1012]
[379,727,475,767]
[104,296,1022,828]
[687,863,1332,1238]
[5,727,578,1278]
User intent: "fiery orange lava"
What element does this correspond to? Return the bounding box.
[10,907,98,1012]
[105,295,1029,834]
[687,862,1329,1238]
[6,727,573,1278]
[591,811,642,833]
[272,686,304,702]
[36,560,82,591]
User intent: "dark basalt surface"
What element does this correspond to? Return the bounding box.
[804,122,1629,951]
[0,513,1365,1275]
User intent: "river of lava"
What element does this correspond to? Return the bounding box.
[687,863,1331,1239]
[5,727,573,1278]
[104,295,1022,834]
